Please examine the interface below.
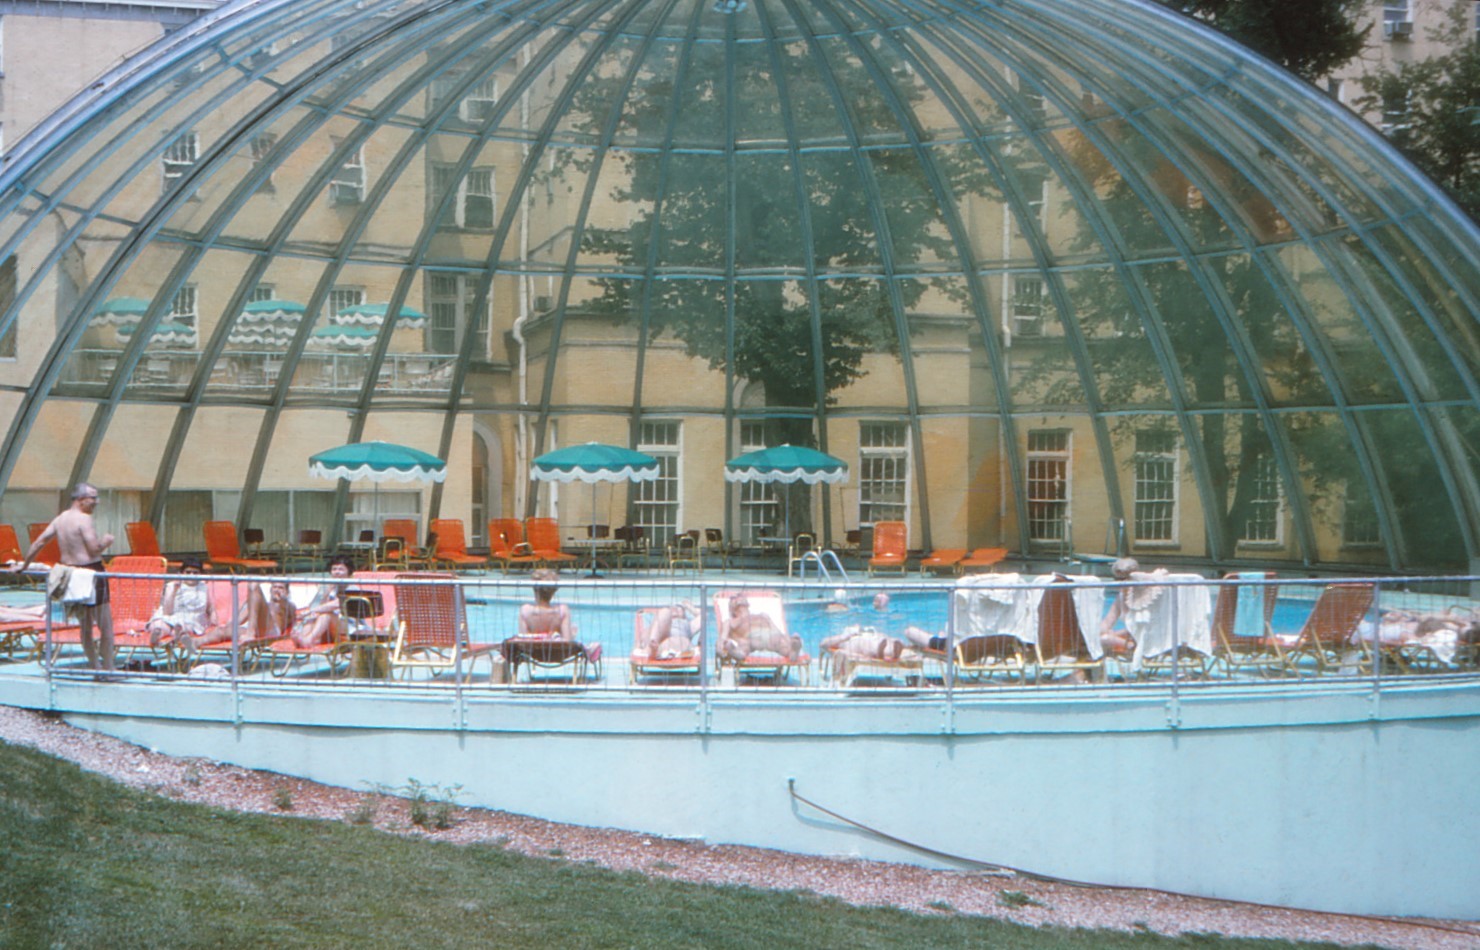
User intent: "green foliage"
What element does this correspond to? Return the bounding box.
[1356,9,1480,221]
[272,785,293,811]
[0,740,1341,948]
[1159,0,1369,79]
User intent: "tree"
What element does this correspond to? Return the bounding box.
[550,44,987,533]
[1159,0,1370,80]
[1356,7,1480,221]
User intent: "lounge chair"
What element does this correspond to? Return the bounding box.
[390,573,500,681]
[822,627,925,688]
[501,635,602,684]
[27,523,60,569]
[958,546,1009,573]
[1031,575,1104,684]
[125,521,184,572]
[40,555,164,668]
[1208,571,1282,678]
[712,589,811,684]
[202,521,279,574]
[1277,582,1375,675]
[428,519,489,572]
[953,633,1030,683]
[487,518,540,573]
[0,524,37,588]
[629,606,703,683]
[867,521,908,576]
[524,517,577,568]
[245,576,399,678]
[918,548,967,575]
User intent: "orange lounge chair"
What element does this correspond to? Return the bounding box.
[39,555,165,667]
[1032,575,1104,684]
[712,589,811,684]
[919,548,967,575]
[525,517,578,568]
[487,518,539,573]
[428,519,489,571]
[391,573,499,681]
[27,523,60,569]
[378,519,436,570]
[1208,571,1282,678]
[629,606,703,682]
[0,524,37,587]
[1276,582,1375,675]
[867,521,908,576]
[125,522,184,571]
[202,521,279,574]
[958,546,1009,573]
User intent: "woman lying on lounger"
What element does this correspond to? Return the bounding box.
[1355,609,1480,666]
[719,594,802,662]
[642,600,702,660]
[820,626,915,681]
[0,603,46,622]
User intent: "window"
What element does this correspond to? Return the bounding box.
[859,422,910,526]
[430,164,495,229]
[462,77,498,122]
[1383,0,1412,38]
[1011,276,1045,338]
[249,133,277,191]
[1133,431,1178,543]
[1013,170,1047,236]
[329,287,364,321]
[168,284,198,334]
[1342,482,1381,547]
[0,256,15,359]
[634,421,680,546]
[1239,451,1283,544]
[425,272,488,356]
[1381,89,1411,133]
[738,421,777,543]
[249,284,276,302]
[329,141,364,204]
[162,131,198,191]
[1026,429,1070,543]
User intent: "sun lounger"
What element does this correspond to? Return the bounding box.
[713,589,811,684]
[867,521,908,576]
[391,573,500,682]
[629,606,703,682]
[957,546,1009,573]
[918,548,966,575]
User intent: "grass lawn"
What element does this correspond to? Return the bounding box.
[0,740,1355,949]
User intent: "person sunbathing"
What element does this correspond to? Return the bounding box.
[518,568,574,640]
[643,601,702,659]
[719,594,801,662]
[146,558,223,649]
[1355,609,1480,666]
[820,626,914,681]
[235,580,298,647]
[294,556,353,647]
[0,603,47,623]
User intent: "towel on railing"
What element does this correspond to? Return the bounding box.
[1234,572,1266,640]
[953,574,1039,642]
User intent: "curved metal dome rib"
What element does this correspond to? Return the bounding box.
[0,0,1475,570]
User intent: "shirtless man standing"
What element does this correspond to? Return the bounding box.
[14,483,116,672]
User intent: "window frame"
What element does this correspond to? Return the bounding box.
[858,421,911,528]
[635,420,682,547]
[1025,429,1071,545]
[1132,430,1179,546]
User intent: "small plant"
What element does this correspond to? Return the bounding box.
[546,848,565,858]
[406,778,431,827]
[649,860,677,872]
[181,763,202,787]
[272,786,293,811]
[997,889,1044,909]
[348,795,379,825]
[927,899,954,913]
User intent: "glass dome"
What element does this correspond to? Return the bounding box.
[0,0,1476,569]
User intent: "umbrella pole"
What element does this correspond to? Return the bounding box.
[588,482,599,577]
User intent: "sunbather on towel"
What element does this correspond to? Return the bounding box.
[719,594,802,662]
[518,568,574,640]
[644,601,702,659]
[0,603,46,622]
[1356,609,1480,666]
[821,626,914,680]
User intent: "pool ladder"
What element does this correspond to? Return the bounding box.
[792,548,850,584]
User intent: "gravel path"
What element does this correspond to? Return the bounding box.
[1,704,1474,949]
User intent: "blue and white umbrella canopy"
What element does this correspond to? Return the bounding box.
[723,444,849,485]
[116,321,198,346]
[240,298,307,321]
[530,442,660,484]
[337,302,428,330]
[308,441,447,484]
[310,324,377,348]
[90,296,151,326]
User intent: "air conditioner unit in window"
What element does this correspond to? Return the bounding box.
[1384,20,1413,39]
[534,295,553,311]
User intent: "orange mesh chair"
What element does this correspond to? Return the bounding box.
[38,555,164,667]
[126,522,184,571]
[27,523,61,568]
[378,519,435,569]
[958,546,1009,573]
[1208,571,1282,678]
[202,521,279,574]
[391,573,499,681]
[0,524,35,588]
[525,517,577,567]
[867,521,908,576]
[1031,576,1104,684]
[1279,582,1375,675]
[428,519,489,571]
[487,518,539,573]
[919,548,967,575]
